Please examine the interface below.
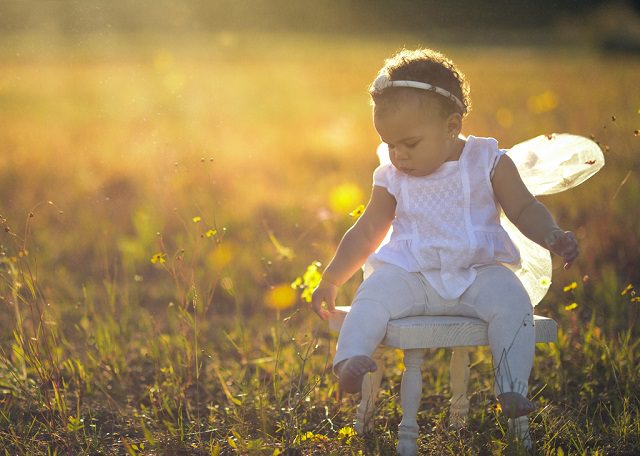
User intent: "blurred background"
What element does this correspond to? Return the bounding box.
[2,0,640,43]
[1,1,640,453]
[1,0,639,330]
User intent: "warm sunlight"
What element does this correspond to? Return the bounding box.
[1,1,639,454]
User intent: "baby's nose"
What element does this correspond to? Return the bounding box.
[391,148,409,160]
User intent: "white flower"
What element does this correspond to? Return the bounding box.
[373,74,390,94]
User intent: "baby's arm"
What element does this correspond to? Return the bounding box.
[311,185,396,320]
[492,155,578,269]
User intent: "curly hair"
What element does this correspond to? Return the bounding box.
[370,48,471,117]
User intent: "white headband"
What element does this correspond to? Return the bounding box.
[372,73,466,114]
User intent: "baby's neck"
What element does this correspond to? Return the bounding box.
[446,137,466,162]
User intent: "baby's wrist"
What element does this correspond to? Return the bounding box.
[320,274,340,288]
[544,227,564,247]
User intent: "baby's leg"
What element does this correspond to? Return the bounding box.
[334,297,391,394]
[334,264,425,394]
[497,392,535,418]
[334,356,379,393]
[461,265,536,418]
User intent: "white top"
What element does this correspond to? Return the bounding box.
[368,135,521,300]
[364,133,605,306]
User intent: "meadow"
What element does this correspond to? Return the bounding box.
[0,32,639,454]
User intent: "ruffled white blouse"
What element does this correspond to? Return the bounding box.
[365,133,605,306]
[368,135,520,300]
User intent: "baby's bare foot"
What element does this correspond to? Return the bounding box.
[497,392,536,418]
[335,356,378,394]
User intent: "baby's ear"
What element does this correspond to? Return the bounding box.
[446,112,462,136]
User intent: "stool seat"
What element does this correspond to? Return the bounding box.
[329,306,557,348]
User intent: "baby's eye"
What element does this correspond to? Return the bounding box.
[405,141,419,148]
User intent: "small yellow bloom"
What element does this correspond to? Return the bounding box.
[293,431,328,445]
[621,283,634,296]
[564,302,578,311]
[337,426,356,443]
[297,431,315,442]
[150,252,167,264]
[563,282,577,292]
[338,426,356,437]
[631,296,640,303]
[192,216,202,223]
[291,261,323,303]
[349,204,365,218]
[205,229,217,238]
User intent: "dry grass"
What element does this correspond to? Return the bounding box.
[0,32,639,454]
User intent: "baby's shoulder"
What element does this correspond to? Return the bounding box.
[465,135,500,153]
[373,162,403,192]
[464,135,504,165]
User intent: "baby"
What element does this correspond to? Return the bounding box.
[311,48,578,419]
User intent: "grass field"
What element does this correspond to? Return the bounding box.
[1,32,639,454]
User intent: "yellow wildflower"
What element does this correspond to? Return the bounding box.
[150,252,167,264]
[349,204,365,218]
[291,261,322,303]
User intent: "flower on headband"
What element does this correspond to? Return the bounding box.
[371,74,466,114]
[372,74,391,94]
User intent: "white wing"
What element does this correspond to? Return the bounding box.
[507,133,605,195]
[504,133,604,305]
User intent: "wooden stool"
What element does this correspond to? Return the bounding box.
[328,306,557,455]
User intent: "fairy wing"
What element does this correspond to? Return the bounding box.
[506,133,605,196]
[504,134,604,305]
[368,134,604,306]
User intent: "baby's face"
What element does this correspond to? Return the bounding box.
[374,94,460,177]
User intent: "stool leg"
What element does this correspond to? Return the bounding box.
[449,347,471,429]
[355,347,384,434]
[509,416,532,450]
[397,348,425,456]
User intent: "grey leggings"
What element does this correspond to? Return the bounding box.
[334,263,535,396]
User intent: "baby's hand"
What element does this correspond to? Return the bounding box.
[545,229,578,270]
[311,279,338,321]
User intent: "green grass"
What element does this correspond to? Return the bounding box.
[0,32,639,454]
